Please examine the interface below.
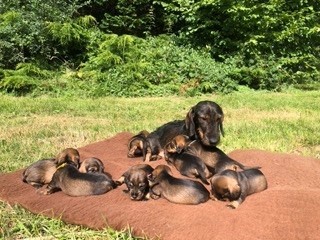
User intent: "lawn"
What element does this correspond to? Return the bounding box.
[1,90,319,239]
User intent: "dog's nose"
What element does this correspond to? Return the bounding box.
[131,192,138,199]
[208,137,219,146]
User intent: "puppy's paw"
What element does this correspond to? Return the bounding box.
[210,195,219,201]
[150,193,160,200]
[36,188,51,195]
[145,192,150,200]
[227,201,239,209]
[115,176,125,186]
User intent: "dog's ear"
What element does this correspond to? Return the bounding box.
[185,107,196,136]
[219,115,224,137]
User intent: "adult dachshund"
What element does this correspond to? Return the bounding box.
[142,100,224,161]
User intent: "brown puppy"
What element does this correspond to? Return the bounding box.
[143,120,187,161]
[55,148,80,168]
[40,163,115,197]
[186,140,260,174]
[148,165,210,205]
[116,164,154,200]
[79,157,104,173]
[22,158,57,188]
[210,168,268,209]
[127,130,149,158]
[164,135,211,184]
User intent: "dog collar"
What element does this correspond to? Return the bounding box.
[56,162,67,170]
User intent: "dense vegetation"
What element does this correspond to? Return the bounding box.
[0,0,319,96]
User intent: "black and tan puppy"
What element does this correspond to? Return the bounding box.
[55,147,80,168]
[22,158,57,188]
[116,164,154,200]
[40,163,115,197]
[164,135,211,184]
[79,157,104,173]
[148,165,210,205]
[210,168,268,209]
[22,148,81,188]
[186,140,260,174]
[143,120,187,162]
[127,130,149,158]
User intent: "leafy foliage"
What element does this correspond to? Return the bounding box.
[0,0,319,96]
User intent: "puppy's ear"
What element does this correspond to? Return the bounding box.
[185,107,195,136]
[219,115,225,137]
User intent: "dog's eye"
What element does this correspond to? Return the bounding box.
[198,116,208,121]
[139,183,146,190]
[128,182,133,188]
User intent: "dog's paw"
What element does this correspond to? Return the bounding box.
[36,188,50,195]
[226,201,239,209]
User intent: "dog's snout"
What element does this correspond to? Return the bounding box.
[131,191,138,199]
[208,137,220,146]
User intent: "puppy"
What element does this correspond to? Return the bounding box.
[164,135,211,184]
[186,140,260,174]
[116,164,154,200]
[40,163,115,197]
[79,157,104,173]
[127,130,149,158]
[143,120,187,161]
[22,158,57,188]
[210,168,268,209]
[55,147,80,168]
[148,165,210,205]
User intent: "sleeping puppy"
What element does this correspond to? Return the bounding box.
[79,157,104,173]
[116,164,154,200]
[186,140,260,174]
[22,158,57,188]
[148,165,210,205]
[127,130,149,158]
[40,163,115,197]
[55,147,80,168]
[143,120,187,162]
[210,168,268,209]
[22,148,81,188]
[164,135,211,184]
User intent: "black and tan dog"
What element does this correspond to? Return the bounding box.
[143,120,187,161]
[127,130,149,158]
[143,100,224,161]
[148,165,210,205]
[210,168,268,209]
[40,163,115,196]
[116,164,154,200]
[187,140,260,174]
[22,158,57,188]
[164,135,211,184]
[22,148,81,188]
[185,100,224,147]
[79,157,105,173]
[55,147,80,168]
[166,134,258,175]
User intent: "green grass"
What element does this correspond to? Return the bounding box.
[1,90,320,239]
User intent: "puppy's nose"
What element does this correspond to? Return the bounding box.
[131,192,138,199]
[208,137,219,146]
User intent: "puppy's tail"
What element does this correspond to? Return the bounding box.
[236,162,261,171]
[22,169,27,183]
[197,169,210,185]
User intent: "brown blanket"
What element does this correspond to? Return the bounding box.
[1,132,320,239]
